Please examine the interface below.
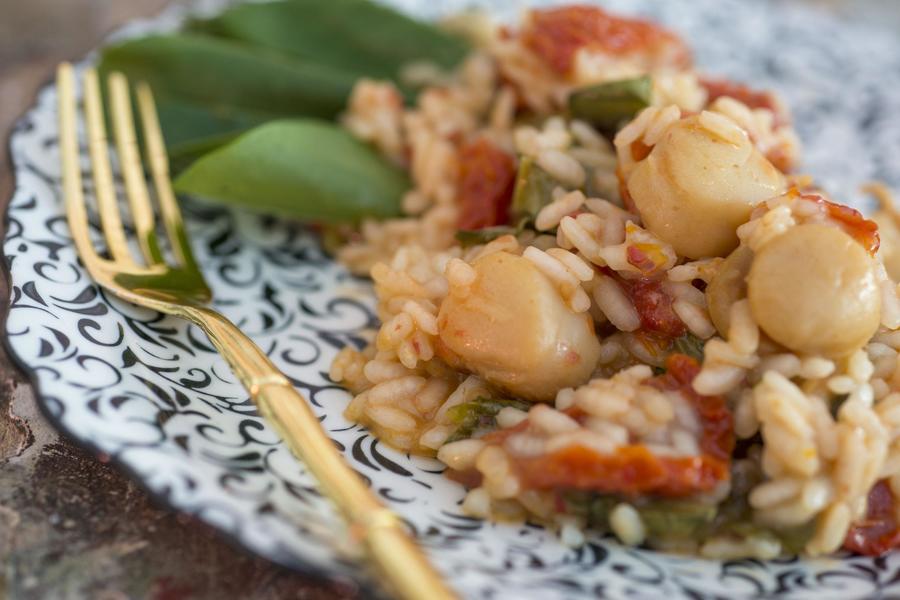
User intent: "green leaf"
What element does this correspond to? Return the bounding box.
[152,97,268,149]
[568,76,653,131]
[511,156,561,225]
[173,119,409,223]
[445,396,531,443]
[98,34,358,122]
[167,131,243,174]
[188,0,469,84]
[149,98,266,172]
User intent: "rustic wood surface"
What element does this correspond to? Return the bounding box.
[0,1,897,599]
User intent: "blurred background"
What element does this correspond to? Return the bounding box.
[0,0,172,200]
[0,0,897,598]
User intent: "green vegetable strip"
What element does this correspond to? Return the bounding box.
[568,76,654,131]
[671,332,706,362]
[445,396,531,443]
[585,494,813,552]
[511,156,562,225]
[454,152,584,242]
[589,496,717,538]
[577,459,816,553]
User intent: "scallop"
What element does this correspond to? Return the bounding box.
[626,114,786,259]
[746,224,880,357]
[437,252,601,401]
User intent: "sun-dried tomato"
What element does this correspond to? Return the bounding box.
[623,277,687,338]
[650,355,734,461]
[445,467,484,489]
[521,5,690,74]
[513,444,726,497]
[803,192,880,256]
[474,355,732,498]
[700,77,787,125]
[844,480,900,556]
[456,138,517,230]
[595,269,686,339]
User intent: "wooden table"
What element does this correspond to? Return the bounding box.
[0,1,357,598]
[1,1,898,598]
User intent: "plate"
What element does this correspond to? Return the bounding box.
[6,0,900,597]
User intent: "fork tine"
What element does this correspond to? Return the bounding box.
[58,63,104,269]
[135,81,199,272]
[108,71,165,266]
[83,68,135,266]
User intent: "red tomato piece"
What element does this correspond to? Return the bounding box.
[475,355,732,498]
[445,467,484,489]
[521,5,691,74]
[650,355,735,461]
[623,277,687,338]
[844,480,900,556]
[700,77,797,171]
[512,444,727,497]
[701,77,787,125]
[802,192,880,256]
[456,138,517,230]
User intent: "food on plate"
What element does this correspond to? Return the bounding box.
[746,223,881,357]
[323,4,900,560]
[103,0,900,561]
[436,251,602,401]
[623,113,786,258]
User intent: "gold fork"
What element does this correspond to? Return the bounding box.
[56,62,456,600]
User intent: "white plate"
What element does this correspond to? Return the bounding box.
[6,1,900,597]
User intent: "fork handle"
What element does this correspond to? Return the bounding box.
[184,306,456,600]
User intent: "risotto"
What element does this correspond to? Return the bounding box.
[328,4,900,559]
